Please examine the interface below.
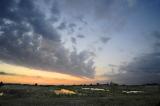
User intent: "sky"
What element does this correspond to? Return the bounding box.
[0,0,160,85]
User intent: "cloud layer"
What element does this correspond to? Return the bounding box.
[104,31,160,84]
[0,0,95,78]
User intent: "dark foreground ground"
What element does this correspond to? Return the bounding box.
[0,84,160,106]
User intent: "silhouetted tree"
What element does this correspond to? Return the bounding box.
[110,81,118,86]
[83,84,86,86]
[0,81,4,87]
[35,83,38,86]
[96,83,100,86]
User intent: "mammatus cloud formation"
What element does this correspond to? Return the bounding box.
[0,0,95,78]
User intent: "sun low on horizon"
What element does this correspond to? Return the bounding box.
[0,0,160,85]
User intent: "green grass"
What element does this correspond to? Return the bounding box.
[0,84,160,106]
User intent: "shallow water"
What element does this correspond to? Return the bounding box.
[122,90,144,94]
[54,89,76,95]
[82,87,106,91]
[0,92,3,96]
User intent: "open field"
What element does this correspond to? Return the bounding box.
[0,84,160,106]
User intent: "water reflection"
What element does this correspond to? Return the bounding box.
[122,90,144,94]
[82,87,107,91]
[0,92,3,96]
[54,89,76,95]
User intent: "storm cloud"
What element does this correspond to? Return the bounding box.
[117,54,160,84]
[105,31,160,84]
[0,0,95,78]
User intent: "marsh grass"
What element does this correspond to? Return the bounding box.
[0,84,160,106]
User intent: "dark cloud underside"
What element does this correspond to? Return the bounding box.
[0,71,16,76]
[107,31,160,84]
[0,0,95,78]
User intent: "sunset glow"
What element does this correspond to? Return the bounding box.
[0,63,96,85]
[0,0,160,85]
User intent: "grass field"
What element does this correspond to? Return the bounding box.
[0,84,160,106]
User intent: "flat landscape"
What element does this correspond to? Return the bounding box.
[1,1,160,106]
[0,83,160,106]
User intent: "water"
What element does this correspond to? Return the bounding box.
[0,92,3,96]
[54,89,76,95]
[122,90,144,94]
[82,87,106,91]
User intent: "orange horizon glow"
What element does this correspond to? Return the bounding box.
[0,63,105,85]
[0,75,93,85]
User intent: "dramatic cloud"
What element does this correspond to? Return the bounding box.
[104,31,160,84]
[0,0,95,78]
[117,54,160,84]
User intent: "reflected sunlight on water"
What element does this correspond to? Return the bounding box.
[82,87,106,91]
[0,92,3,96]
[54,89,76,95]
[122,90,144,94]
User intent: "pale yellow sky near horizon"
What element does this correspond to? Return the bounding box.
[0,62,107,85]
